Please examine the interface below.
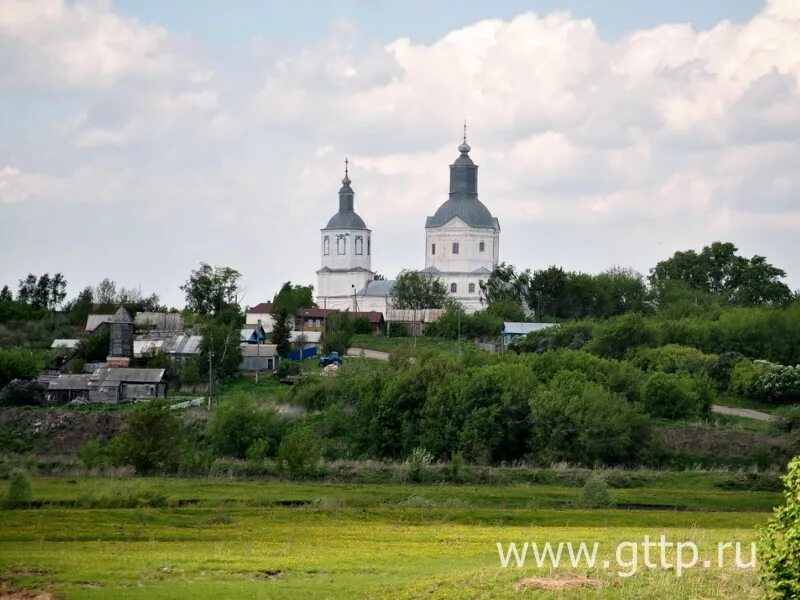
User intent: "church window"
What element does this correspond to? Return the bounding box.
[337,235,346,255]
[323,236,330,255]
[367,237,371,255]
[431,243,436,255]
[469,283,475,293]
[452,242,459,254]
[450,283,457,293]
[479,241,485,252]
[355,236,363,255]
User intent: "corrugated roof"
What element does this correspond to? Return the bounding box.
[91,368,165,384]
[133,340,164,357]
[240,344,278,357]
[49,374,92,390]
[359,279,395,297]
[502,322,560,335]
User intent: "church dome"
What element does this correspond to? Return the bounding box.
[324,160,369,230]
[426,135,497,229]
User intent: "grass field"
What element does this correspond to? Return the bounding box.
[350,333,468,356]
[0,476,779,599]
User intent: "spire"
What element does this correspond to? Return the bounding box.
[339,156,354,211]
[458,120,471,154]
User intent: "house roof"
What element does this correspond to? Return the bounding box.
[502,322,560,335]
[248,302,274,314]
[48,373,92,390]
[133,333,202,356]
[85,314,112,332]
[90,368,165,384]
[111,306,133,323]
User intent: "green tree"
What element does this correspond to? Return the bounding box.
[201,319,243,382]
[0,285,12,302]
[1,469,32,509]
[17,274,37,304]
[272,281,315,314]
[650,241,792,306]
[78,328,110,362]
[114,399,185,475]
[181,263,242,315]
[479,262,531,307]
[271,307,293,358]
[641,371,713,420]
[760,456,800,598]
[0,348,42,389]
[322,311,353,355]
[587,313,657,359]
[390,269,447,310]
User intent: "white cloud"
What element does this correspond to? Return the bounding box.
[1,0,799,302]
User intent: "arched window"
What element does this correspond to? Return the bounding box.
[479,241,485,252]
[337,235,346,255]
[355,236,363,255]
[323,236,330,255]
[468,283,475,293]
[450,283,457,293]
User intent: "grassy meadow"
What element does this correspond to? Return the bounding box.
[0,475,779,599]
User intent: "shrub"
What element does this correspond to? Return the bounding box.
[632,344,716,376]
[277,427,322,479]
[405,447,433,482]
[446,452,465,482]
[276,360,302,379]
[729,359,770,399]
[587,313,657,359]
[760,457,800,598]
[114,399,186,475]
[578,474,613,508]
[642,371,713,420]
[1,469,32,509]
[352,317,373,335]
[0,379,46,406]
[79,440,108,470]
[0,349,42,389]
[528,373,650,466]
[386,322,408,337]
[754,364,800,404]
[208,398,283,459]
[706,351,745,389]
[773,405,800,434]
[511,322,593,353]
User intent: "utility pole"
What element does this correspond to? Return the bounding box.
[207,336,213,411]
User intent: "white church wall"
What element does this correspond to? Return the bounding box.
[425,218,498,273]
[320,228,371,272]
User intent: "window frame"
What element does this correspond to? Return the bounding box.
[452,242,459,255]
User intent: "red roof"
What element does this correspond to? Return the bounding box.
[248,302,274,313]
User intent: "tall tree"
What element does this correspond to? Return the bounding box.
[390,270,447,310]
[479,262,531,307]
[0,286,12,302]
[17,274,37,304]
[49,273,67,310]
[181,263,242,315]
[649,241,792,306]
[271,307,293,358]
[95,278,117,304]
[272,282,315,314]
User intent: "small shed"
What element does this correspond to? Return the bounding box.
[88,367,166,404]
[47,373,92,403]
[240,344,278,372]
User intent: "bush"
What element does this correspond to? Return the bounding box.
[528,373,650,466]
[754,364,800,404]
[0,349,42,389]
[642,372,713,420]
[632,344,716,376]
[277,427,322,479]
[352,317,373,335]
[405,447,433,483]
[760,457,800,598]
[208,397,283,459]
[276,360,302,379]
[114,399,186,475]
[386,322,408,337]
[1,469,32,509]
[773,405,800,434]
[0,379,46,406]
[514,321,594,354]
[578,474,613,508]
[587,313,657,359]
[729,359,770,399]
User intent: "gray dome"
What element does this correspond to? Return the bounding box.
[325,210,367,230]
[426,197,495,229]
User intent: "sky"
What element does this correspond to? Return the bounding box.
[1,0,798,308]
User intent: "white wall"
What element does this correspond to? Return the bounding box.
[425,218,498,273]
[320,228,372,271]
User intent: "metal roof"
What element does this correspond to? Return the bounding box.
[359,279,395,297]
[502,322,560,335]
[324,169,369,230]
[49,374,92,390]
[91,368,165,384]
[240,344,278,357]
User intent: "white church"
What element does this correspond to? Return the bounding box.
[316,133,500,314]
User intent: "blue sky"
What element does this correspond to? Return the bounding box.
[1,0,798,307]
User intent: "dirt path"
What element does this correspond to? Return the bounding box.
[711,404,774,422]
[347,348,391,361]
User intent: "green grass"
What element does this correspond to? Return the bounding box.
[0,476,780,599]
